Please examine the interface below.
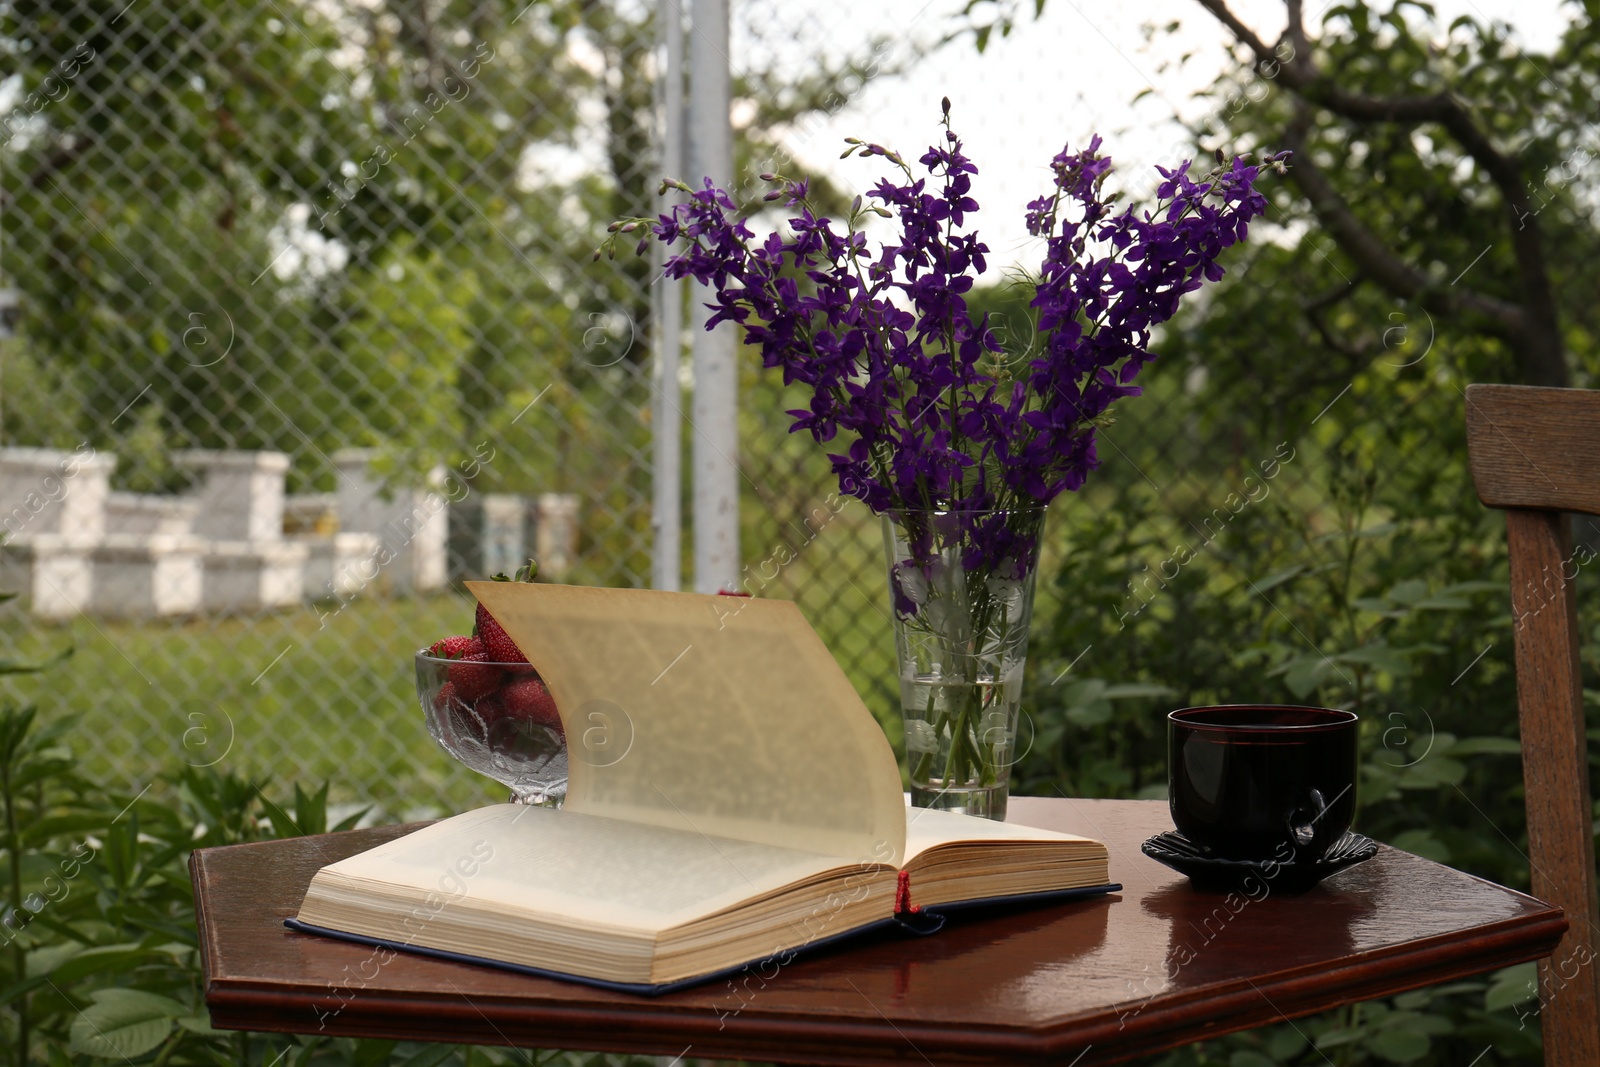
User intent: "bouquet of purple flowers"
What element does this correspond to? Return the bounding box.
[602,103,1281,813]
[604,103,1279,571]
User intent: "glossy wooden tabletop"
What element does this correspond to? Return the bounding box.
[191,798,1565,1066]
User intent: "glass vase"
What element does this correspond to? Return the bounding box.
[883,506,1046,821]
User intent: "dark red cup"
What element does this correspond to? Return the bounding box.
[1168,704,1359,863]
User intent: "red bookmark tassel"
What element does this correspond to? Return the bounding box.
[894,870,920,916]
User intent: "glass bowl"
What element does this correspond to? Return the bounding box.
[415,651,567,805]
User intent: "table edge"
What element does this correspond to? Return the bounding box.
[199,903,1565,1066]
[192,803,1569,1066]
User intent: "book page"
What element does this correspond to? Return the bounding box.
[900,806,1110,906]
[303,804,854,934]
[468,583,906,866]
[903,806,1100,863]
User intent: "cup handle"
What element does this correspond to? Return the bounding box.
[1288,787,1327,849]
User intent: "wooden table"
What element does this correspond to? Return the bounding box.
[191,798,1565,1066]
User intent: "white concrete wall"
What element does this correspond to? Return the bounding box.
[0,446,115,542]
[333,449,448,593]
[176,450,289,541]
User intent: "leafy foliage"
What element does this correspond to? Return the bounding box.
[0,700,689,1065]
[958,3,1600,1063]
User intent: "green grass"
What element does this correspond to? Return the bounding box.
[0,526,915,812]
[0,592,485,816]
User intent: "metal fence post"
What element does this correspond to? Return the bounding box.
[687,0,739,593]
[652,0,685,592]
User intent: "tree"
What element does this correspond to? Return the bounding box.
[0,1,920,596]
[963,0,1600,390]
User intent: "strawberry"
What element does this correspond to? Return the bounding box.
[450,692,501,739]
[448,650,502,702]
[428,634,501,700]
[474,604,527,664]
[432,680,461,712]
[429,635,479,659]
[471,692,505,727]
[474,559,539,663]
[501,675,560,728]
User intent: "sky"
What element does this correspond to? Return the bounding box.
[747,0,1572,273]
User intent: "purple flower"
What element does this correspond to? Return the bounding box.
[627,114,1281,576]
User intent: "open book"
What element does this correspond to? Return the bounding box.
[290,584,1115,992]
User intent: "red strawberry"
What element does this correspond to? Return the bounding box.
[474,603,528,664]
[472,692,505,726]
[429,635,480,659]
[501,676,560,728]
[449,692,501,739]
[448,650,503,702]
[475,560,538,663]
[432,680,460,712]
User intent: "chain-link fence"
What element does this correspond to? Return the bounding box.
[0,0,947,813]
[0,0,675,811]
[0,0,1590,822]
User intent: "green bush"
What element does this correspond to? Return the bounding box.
[1013,353,1598,1063]
[0,702,691,1066]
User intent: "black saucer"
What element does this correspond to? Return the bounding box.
[1140,829,1379,894]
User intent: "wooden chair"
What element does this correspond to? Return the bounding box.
[1466,383,1600,1065]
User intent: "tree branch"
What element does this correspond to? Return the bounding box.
[1285,0,1311,62]
[1303,280,1374,361]
[1195,0,1569,385]
[1281,106,1525,337]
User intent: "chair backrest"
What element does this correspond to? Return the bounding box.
[1466,383,1600,1066]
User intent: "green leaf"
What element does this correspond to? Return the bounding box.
[1061,678,1107,703]
[1100,683,1175,700]
[47,944,163,984]
[1336,644,1413,675]
[1437,580,1507,596]
[1382,1009,1454,1036]
[1366,1025,1430,1062]
[0,643,70,676]
[68,989,186,1059]
[24,943,85,978]
[1444,737,1520,757]
[19,812,111,846]
[1398,756,1467,789]
[1065,702,1112,727]
[1253,564,1307,594]
[0,974,47,1009]
[1484,962,1538,1011]
[1263,1025,1307,1059]
[1353,522,1399,539]
[1392,989,1432,1011]
[1387,830,1450,863]
[1386,579,1429,606]
[1281,657,1338,699]
[261,800,304,840]
[352,1040,399,1067]
[1315,1025,1363,1049]
[331,806,373,833]
[395,1044,464,1067]
[177,1011,224,1037]
[294,781,331,837]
